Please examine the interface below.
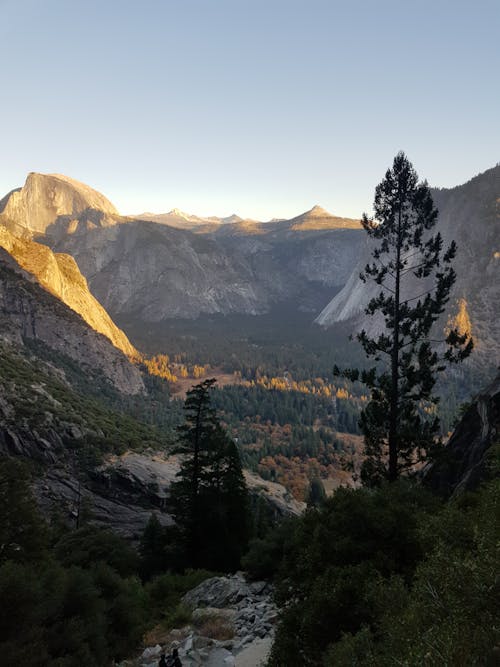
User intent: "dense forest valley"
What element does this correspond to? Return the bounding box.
[118,307,491,500]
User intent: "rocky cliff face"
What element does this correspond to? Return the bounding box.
[0,253,144,394]
[49,210,364,321]
[0,172,119,237]
[424,372,500,496]
[0,226,138,359]
[315,165,500,368]
[32,450,304,540]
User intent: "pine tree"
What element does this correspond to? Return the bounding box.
[306,477,327,508]
[167,379,249,570]
[335,152,473,484]
[139,513,168,579]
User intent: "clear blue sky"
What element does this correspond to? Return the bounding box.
[1,0,498,220]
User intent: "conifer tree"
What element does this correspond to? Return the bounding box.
[167,379,249,570]
[335,152,472,484]
[306,476,327,508]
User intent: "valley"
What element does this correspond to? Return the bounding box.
[0,165,497,667]
[1,167,498,509]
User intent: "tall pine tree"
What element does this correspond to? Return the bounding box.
[335,152,473,484]
[168,379,249,571]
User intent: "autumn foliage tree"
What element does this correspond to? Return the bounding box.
[335,152,472,484]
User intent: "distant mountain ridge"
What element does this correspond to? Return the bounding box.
[135,204,360,234]
[0,165,496,372]
[0,172,366,321]
[135,209,246,230]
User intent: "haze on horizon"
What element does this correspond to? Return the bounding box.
[1,0,499,220]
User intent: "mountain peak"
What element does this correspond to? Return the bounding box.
[308,205,331,216]
[287,205,361,231]
[0,172,118,235]
[168,208,193,220]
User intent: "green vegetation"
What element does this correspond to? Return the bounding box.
[117,305,367,381]
[0,457,216,665]
[117,303,489,499]
[0,342,174,464]
[257,472,500,666]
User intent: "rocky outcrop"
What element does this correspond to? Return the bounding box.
[0,172,119,237]
[127,573,276,666]
[33,467,171,540]
[0,253,144,394]
[0,225,138,359]
[30,450,304,541]
[424,371,500,497]
[315,165,500,368]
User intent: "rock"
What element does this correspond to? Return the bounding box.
[0,250,143,395]
[424,372,500,496]
[182,575,251,610]
[140,645,162,660]
[192,607,237,627]
[249,581,268,595]
[0,225,139,363]
[193,636,214,650]
[204,647,234,666]
[134,573,277,665]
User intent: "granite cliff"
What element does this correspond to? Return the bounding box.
[0,251,144,394]
[0,172,119,237]
[424,371,500,496]
[0,225,138,359]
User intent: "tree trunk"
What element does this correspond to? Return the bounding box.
[388,205,402,481]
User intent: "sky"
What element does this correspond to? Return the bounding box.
[0,0,499,220]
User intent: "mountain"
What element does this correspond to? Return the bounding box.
[0,225,138,359]
[0,172,119,238]
[211,205,360,237]
[135,209,246,231]
[0,172,365,321]
[284,205,361,231]
[316,165,500,367]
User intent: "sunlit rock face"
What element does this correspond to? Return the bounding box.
[447,298,473,339]
[0,225,138,359]
[0,250,144,394]
[316,165,500,367]
[0,172,119,237]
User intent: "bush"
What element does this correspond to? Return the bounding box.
[268,481,440,666]
[55,525,139,577]
[146,569,214,619]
